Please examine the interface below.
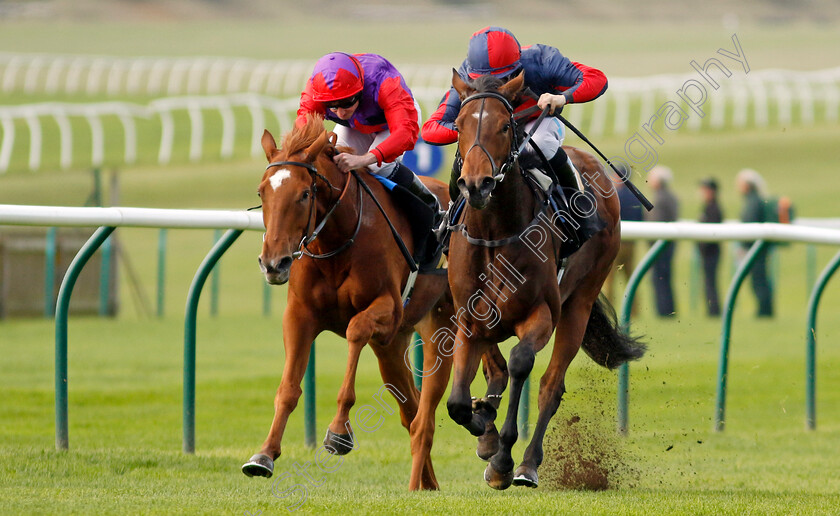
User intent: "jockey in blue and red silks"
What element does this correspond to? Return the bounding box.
[422,26,608,203]
[297,52,443,225]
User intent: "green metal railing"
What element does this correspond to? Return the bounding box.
[38,212,840,452]
[617,239,668,435]
[714,240,768,432]
[182,228,243,453]
[44,227,57,317]
[412,332,423,391]
[304,342,317,448]
[54,226,115,450]
[805,249,840,430]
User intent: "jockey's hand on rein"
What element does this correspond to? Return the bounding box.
[333,152,377,173]
[537,93,567,115]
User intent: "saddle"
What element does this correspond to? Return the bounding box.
[519,151,606,260]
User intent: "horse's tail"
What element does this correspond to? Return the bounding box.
[580,294,646,369]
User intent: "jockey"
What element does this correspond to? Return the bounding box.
[422,26,608,204]
[297,52,443,233]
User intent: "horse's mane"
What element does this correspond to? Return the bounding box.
[470,75,505,94]
[281,114,326,157]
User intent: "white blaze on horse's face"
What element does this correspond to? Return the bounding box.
[471,112,486,122]
[269,168,292,191]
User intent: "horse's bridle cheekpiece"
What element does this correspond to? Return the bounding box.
[263,160,361,260]
[458,92,520,182]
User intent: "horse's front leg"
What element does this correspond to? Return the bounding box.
[242,294,319,477]
[475,344,508,461]
[484,304,554,490]
[512,297,589,488]
[445,328,490,437]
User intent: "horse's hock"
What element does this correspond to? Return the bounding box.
[0,228,118,318]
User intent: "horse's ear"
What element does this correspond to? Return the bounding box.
[452,68,472,101]
[499,70,525,100]
[303,130,329,163]
[261,130,277,162]
[324,132,339,158]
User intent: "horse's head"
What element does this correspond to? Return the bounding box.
[452,69,525,209]
[257,117,332,284]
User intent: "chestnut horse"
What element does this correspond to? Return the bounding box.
[444,71,646,490]
[241,115,454,490]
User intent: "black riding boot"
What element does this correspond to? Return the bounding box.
[390,162,444,224]
[545,148,604,251]
[547,147,581,191]
[389,162,445,269]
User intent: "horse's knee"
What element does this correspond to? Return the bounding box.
[346,313,375,345]
[508,345,535,380]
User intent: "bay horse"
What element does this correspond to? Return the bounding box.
[444,71,646,490]
[241,114,454,490]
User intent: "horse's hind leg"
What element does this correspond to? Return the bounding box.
[324,294,398,454]
[513,296,591,488]
[407,303,456,490]
[475,345,508,461]
[368,332,424,476]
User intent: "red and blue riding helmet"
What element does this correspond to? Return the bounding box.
[465,26,522,80]
[310,52,365,103]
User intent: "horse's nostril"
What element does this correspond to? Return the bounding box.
[480,176,496,191]
[278,256,293,271]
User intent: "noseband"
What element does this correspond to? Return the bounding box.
[457,92,520,182]
[264,159,362,260]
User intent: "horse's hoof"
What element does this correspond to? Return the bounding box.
[241,453,274,478]
[323,429,355,455]
[512,465,539,488]
[471,398,497,422]
[476,426,500,462]
[484,462,513,490]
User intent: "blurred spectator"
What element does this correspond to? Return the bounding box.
[604,165,643,315]
[646,165,679,317]
[697,177,723,316]
[736,168,774,317]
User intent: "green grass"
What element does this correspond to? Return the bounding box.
[2,309,840,514]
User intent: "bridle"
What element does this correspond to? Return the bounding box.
[447,90,555,249]
[263,158,363,260]
[456,92,521,183]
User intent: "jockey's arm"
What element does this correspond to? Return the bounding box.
[371,77,420,166]
[420,88,459,146]
[538,45,608,106]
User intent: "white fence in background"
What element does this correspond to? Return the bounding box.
[0,94,301,173]
[2,52,840,173]
[0,53,454,99]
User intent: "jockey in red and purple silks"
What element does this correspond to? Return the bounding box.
[296,52,442,225]
[422,27,608,201]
